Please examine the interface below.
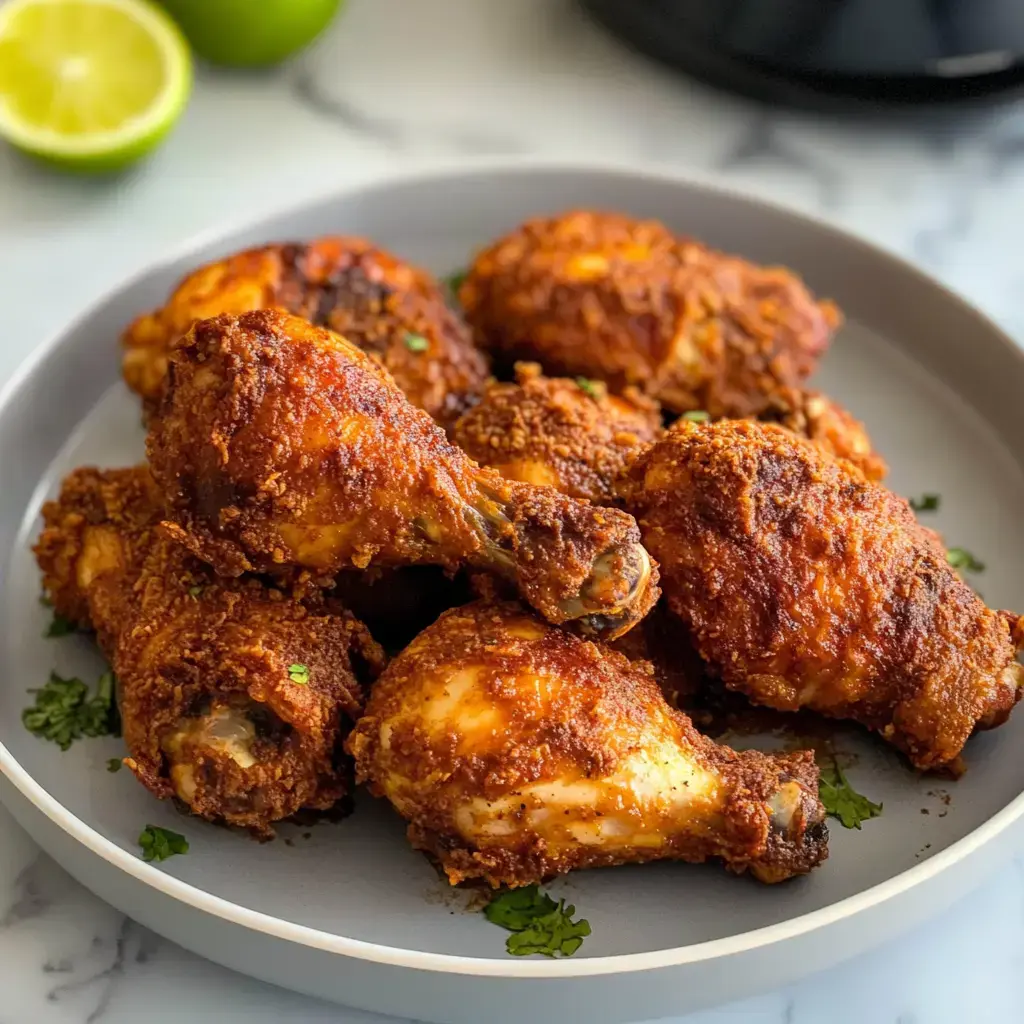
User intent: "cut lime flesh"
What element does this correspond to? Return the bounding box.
[0,0,192,172]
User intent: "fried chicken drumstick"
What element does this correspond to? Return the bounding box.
[149,310,659,640]
[348,601,827,886]
[758,387,886,482]
[34,466,384,835]
[452,362,662,504]
[459,210,838,419]
[619,420,1024,771]
[122,237,488,431]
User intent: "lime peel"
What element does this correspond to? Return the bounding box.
[0,0,192,171]
[160,0,343,68]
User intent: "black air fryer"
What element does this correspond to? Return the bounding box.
[581,0,1024,107]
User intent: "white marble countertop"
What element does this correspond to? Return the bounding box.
[3,1,1024,1021]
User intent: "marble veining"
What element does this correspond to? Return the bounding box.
[3,0,1024,1020]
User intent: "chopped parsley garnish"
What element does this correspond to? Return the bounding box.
[404,332,429,353]
[138,825,189,862]
[947,547,984,573]
[107,758,123,773]
[819,760,882,830]
[484,885,556,930]
[44,612,78,638]
[575,377,600,399]
[22,670,119,751]
[444,269,467,297]
[288,663,310,685]
[484,885,591,957]
[909,494,940,513]
[681,410,711,423]
[187,585,203,598]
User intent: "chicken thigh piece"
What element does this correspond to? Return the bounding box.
[459,210,838,419]
[34,466,384,835]
[348,601,827,886]
[122,237,488,431]
[618,419,1024,771]
[452,362,662,504]
[149,310,659,640]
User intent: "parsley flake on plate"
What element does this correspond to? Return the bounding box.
[444,268,467,298]
[681,410,710,423]
[44,611,78,638]
[484,884,591,957]
[288,663,310,685]
[187,585,203,598]
[22,670,119,751]
[404,332,430,353]
[138,824,189,862]
[819,760,882,830]
[908,493,940,513]
[575,377,601,399]
[947,547,984,573]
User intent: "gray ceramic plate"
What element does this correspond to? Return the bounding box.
[2,163,1024,1024]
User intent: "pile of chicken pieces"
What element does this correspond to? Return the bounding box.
[35,210,1024,890]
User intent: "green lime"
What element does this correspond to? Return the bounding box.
[160,0,344,68]
[0,0,192,173]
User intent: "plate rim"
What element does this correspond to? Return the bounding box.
[2,155,1024,980]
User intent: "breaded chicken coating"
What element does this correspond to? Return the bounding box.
[452,362,661,503]
[149,310,658,640]
[35,465,162,651]
[122,237,488,431]
[34,466,384,835]
[618,420,1024,770]
[759,387,886,482]
[348,601,827,887]
[460,210,838,419]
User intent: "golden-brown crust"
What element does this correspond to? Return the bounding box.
[759,387,887,482]
[452,362,662,503]
[35,465,164,651]
[348,601,827,887]
[34,465,385,835]
[121,549,382,834]
[122,237,489,431]
[618,419,1024,770]
[460,210,838,419]
[148,310,659,640]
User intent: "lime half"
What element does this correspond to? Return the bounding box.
[160,0,343,68]
[0,0,192,172]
